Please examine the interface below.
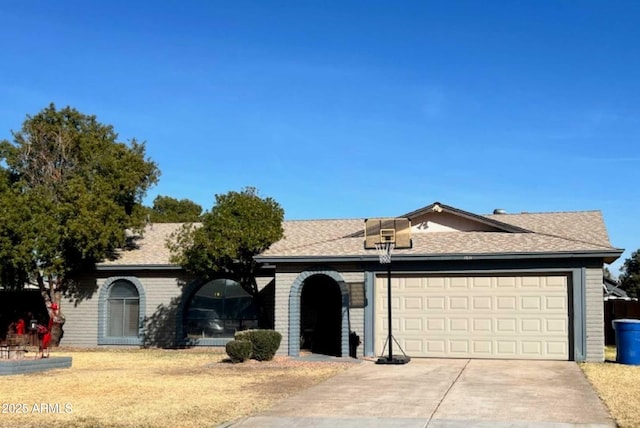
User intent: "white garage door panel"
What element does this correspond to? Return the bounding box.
[375,275,569,360]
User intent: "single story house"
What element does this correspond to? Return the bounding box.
[61,202,622,362]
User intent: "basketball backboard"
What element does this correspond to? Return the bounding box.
[364,218,412,249]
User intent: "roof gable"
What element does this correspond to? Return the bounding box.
[403,202,531,234]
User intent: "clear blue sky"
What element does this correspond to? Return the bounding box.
[1,1,638,273]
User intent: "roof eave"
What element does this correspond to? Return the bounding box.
[255,249,624,264]
[95,263,279,272]
[96,264,182,271]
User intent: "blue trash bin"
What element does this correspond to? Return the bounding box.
[613,319,640,365]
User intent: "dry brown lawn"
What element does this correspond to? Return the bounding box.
[580,346,640,428]
[0,348,354,428]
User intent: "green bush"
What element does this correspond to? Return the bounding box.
[225,339,252,363]
[235,329,282,361]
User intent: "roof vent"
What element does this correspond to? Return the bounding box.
[493,208,507,215]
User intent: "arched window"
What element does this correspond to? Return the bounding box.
[107,280,140,337]
[184,279,258,339]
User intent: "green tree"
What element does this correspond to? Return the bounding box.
[146,195,202,223]
[168,187,284,298]
[0,104,159,344]
[619,249,640,299]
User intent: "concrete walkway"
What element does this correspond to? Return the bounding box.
[222,359,614,428]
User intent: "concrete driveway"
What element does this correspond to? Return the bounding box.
[223,359,614,428]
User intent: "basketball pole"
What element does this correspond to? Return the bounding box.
[386,262,393,361]
[376,242,410,365]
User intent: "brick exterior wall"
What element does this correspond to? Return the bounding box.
[62,277,101,347]
[585,267,605,362]
[340,271,366,357]
[274,271,298,355]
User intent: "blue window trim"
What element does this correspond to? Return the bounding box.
[98,277,146,345]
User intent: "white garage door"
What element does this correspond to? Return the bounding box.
[375,275,569,360]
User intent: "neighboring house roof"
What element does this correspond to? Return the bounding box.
[603,277,629,299]
[98,202,623,268]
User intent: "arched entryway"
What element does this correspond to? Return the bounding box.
[288,269,349,357]
[300,274,342,356]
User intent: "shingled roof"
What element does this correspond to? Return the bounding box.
[259,209,619,261]
[98,203,622,268]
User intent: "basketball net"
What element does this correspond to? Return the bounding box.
[375,242,394,264]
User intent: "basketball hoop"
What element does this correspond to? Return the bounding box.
[364,219,410,364]
[375,242,394,264]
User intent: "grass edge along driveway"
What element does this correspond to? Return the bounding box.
[580,346,640,428]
